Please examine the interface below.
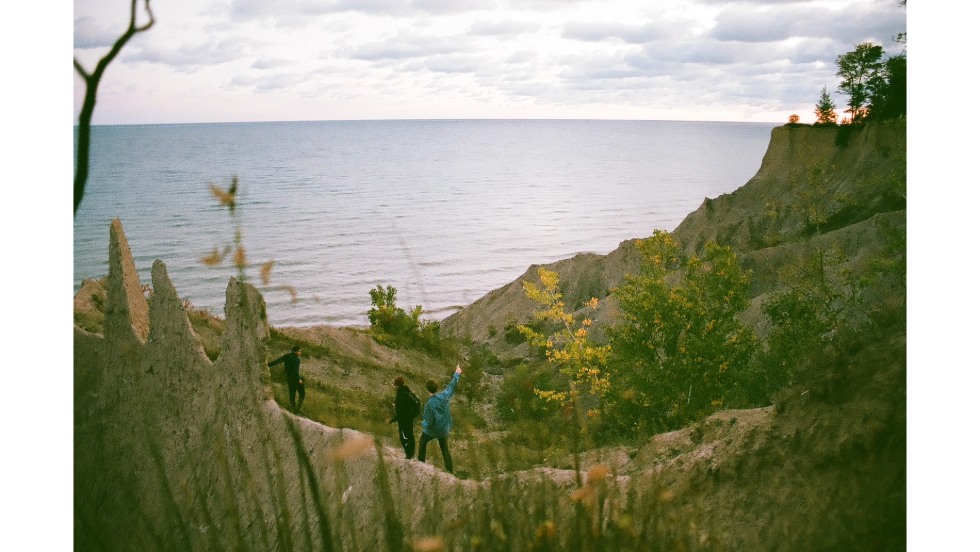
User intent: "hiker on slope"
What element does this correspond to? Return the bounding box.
[418,364,462,474]
[268,345,305,413]
[388,376,421,459]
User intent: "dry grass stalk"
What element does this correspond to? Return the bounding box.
[329,433,374,461]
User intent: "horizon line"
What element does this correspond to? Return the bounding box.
[80,117,785,128]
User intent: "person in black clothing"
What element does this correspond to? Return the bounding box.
[268,345,304,412]
[388,376,418,459]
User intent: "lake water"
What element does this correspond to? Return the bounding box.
[73,119,775,327]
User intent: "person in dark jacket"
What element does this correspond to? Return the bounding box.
[388,376,419,459]
[268,345,304,412]
[418,364,462,473]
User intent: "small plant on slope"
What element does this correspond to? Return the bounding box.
[517,267,611,428]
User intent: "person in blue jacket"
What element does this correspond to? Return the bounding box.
[418,364,462,473]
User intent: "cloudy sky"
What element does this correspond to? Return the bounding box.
[73,0,906,125]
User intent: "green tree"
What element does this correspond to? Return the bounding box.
[835,42,885,123]
[866,0,906,121]
[606,231,758,436]
[872,53,907,120]
[789,161,855,237]
[814,86,838,125]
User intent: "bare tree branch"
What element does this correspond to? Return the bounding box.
[74,0,155,216]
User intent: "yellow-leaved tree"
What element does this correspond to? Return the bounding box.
[517,268,611,424]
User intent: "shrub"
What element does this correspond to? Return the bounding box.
[367,284,444,354]
[759,245,881,400]
[503,316,528,345]
[606,231,759,437]
[495,364,562,423]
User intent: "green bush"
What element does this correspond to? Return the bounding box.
[495,364,562,423]
[503,317,527,345]
[367,284,445,355]
[759,244,886,401]
[606,231,759,437]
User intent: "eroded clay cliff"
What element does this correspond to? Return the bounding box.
[74,219,479,550]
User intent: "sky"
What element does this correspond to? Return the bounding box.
[72,0,907,125]
[6,1,980,547]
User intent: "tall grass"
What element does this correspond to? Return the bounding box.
[76,377,700,552]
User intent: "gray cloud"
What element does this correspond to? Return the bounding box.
[563,20,687,44]
[229,71,312,92]
[346,31,468,61]
[228,0,376,20]
[624,41,744,69]
[694,0,812,4]
[411,0,496,12]
[134,38,249,68]
[562,65,645,81]
[74,16,124,49]
[505,50,538,64]
[216,0,901,119]
[527,28,848,114]
[76,0,904,124]
[420,54,487,74]
[468,19,542,36]
[229,0,494,22]
[709,2,905,45]
[506,0,588,10]
[252,57,293,69]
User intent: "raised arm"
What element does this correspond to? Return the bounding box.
[443,365,462,397]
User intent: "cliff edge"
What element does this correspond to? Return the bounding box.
[442,123,906,348]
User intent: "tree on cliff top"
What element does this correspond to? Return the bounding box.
[872,53,906,120]
[835,42,885,124]
[832,2,905,125]
[814,86,838,126]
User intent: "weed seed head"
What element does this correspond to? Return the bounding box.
[412,536,445,552]
[329,433,373,460]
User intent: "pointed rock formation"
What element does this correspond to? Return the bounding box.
[105,217,149,344]
[74,219,480,551]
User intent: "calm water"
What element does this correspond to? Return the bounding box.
[73,119,775,327]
